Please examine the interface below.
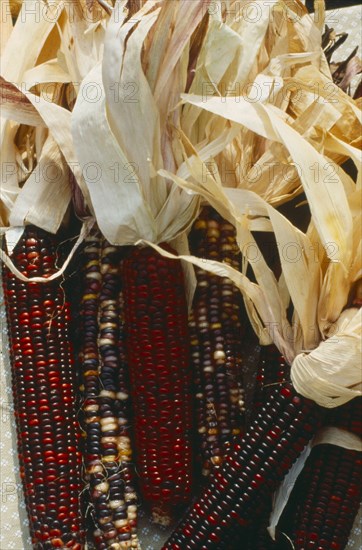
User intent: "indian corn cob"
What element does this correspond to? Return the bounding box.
[163,382,324,549]
[280,443,362,550]
[242,346,290,549]
[325,396,362,438]
[244,509,277,550]
[122,244,193,525]
[252,346,289,414]
[78,231,139,549]
[2,226,85,549]
[279,397,362,550]
[188,207,246,476]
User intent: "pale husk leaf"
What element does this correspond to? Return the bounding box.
[9,135,71,233]
[1,0,63,83]
[72,63,157,244]
[72,0,208,245]
[291,308,362,407]
[181,92,353,272]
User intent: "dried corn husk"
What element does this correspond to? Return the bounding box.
[0,78,92,230]
[291,308,362,408]
[72,0,213,246]
[0,0,108,233]
[178,0,360,206]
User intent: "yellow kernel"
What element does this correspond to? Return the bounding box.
[84,404,99,412]
[84,354,97,361]
[101,423,118,432]
[88,463,103,474]
[99,338,114,346]
[99,322,117,329]
[84,370,99,377]
[95,481,109,493]
[103,246,117,254]
[125,492,137,502]
[100,389,116,398]
[86,272,101,280]
[128,505,137,513]
[117,391,129,401]
[101,436,118,443]
[99,515,113,525]
[83,293,98,300]
[85,416,99,424]
[222,290,233,296]
[103,455,117,463]
[114,517,128,527]
[101,300,116,307]
[118,446,132,455]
